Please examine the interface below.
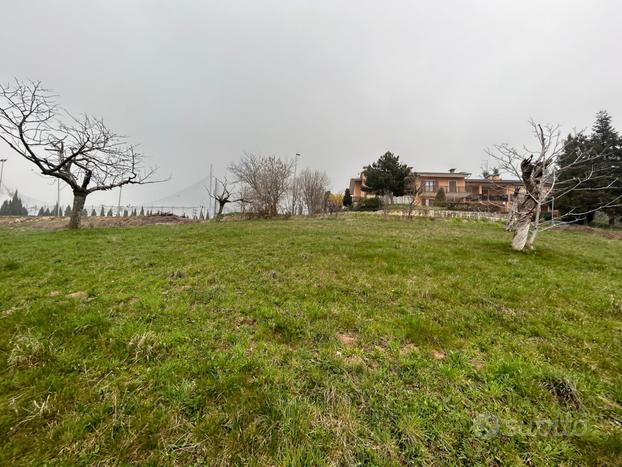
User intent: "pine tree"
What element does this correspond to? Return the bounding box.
[362,152,411,200]
[139,206,145,216]
[37,207,45,216]
[557,111,622,224]
[107,208,113,217]
[91,208,97,217]
[100,206,105,216]
[44,207,51,216]
[131,208,137,217]
[435,187,446,207]
[123,209,129,217]
[64,205,72,217]
[199,208,205,220]
[343,188,353,208]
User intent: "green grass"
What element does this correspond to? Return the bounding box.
[1,216,621,465]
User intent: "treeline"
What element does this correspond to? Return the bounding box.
[35,206,166,218]
[0,191,28,216]
[556,111,622,225]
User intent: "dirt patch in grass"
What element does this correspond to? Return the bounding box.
[337,333,357,346]
[0,215,197,231]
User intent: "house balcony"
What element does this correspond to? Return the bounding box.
[421,187,469,200]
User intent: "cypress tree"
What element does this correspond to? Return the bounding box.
[343,188,353,208]
[0,191,28,216]
[435,187,446,207]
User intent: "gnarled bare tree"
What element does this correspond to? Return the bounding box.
[205,177,243,221]
[230,153,293,217]
[404,172,425,218]
[297,168,329,215]
[487,120,620,251]
[0,80,158,228]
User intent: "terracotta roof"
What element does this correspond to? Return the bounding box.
[466,178,522,185]
[415,171,471,178]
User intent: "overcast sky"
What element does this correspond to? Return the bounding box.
[1,0,621,208]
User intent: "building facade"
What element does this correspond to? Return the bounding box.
[349,169,525,212]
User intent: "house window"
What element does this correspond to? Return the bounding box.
[448,180,457,193]
[424,180,436,192]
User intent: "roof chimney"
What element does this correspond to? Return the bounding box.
[449,168,456,173]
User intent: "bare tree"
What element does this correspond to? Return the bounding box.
[404,172,424,219]
[205,177,243,221]
[230,153,293,217]
[487,120,620,251]
[297,168,329,215]
[0,80,158,228]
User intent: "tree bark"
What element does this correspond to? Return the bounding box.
[525,203,541,249]
[512,214,532,251]
[68,191,87,229]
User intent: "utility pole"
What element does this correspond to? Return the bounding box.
[117,185,123,216]
[209,164,213,219]
[292,153,301,214]
[0,159,7,197]
[56,179,60,216]
[44,142,64,216]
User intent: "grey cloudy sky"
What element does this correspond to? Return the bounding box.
[1,0,621,208]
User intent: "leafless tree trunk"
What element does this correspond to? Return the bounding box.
[205,177,243,221]
[404,173,424,219]
[0,80,160,229]
[69,191,87,229]
[487,120,620,251]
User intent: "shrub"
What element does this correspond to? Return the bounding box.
[357,197,381,211]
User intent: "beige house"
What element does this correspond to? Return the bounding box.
[349,168,525,212]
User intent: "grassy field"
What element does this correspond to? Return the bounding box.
[1,216,621,465]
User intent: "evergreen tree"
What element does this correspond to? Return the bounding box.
[123,208,129,217]
[64,205,72,217]
[362,152,411,199]
[107,208,113,217]
[434,187,446,207]
[139,206,145,216]
[91,208,97,217]
[131,208,137,217]
[557,111,622,224]
[0,191,28,216]
[100,206,105,217]
[199,208,205,220]
[44,207,51,216]
[37,207,45,217]
[343,188,353,208]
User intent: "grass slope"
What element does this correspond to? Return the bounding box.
[0,216,621,465]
